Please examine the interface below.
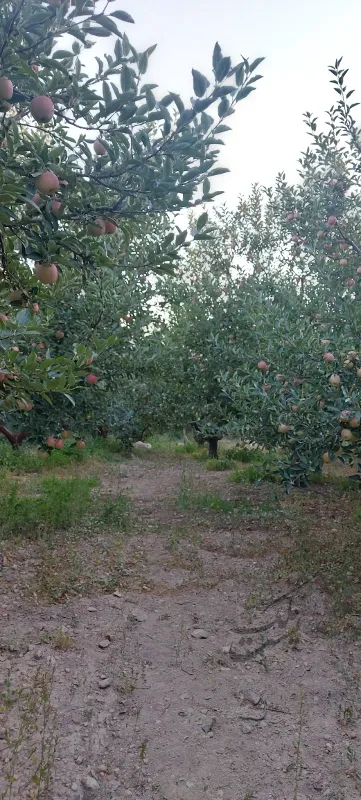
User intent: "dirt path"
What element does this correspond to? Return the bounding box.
[1,454,360,800]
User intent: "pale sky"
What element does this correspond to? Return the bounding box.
[96,0,361,204]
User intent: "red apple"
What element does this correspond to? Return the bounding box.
[85,373,97,385]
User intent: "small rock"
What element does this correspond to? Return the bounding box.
[81,775,99,791]
[33,649,43,660]
[222,645,231,654]
[244,690,262,706]
[98,678,111,689]
[202,718,216,734]
[71,783,78,792]
[75,756,83,764]
[191,629,209,639]
[241,722,253,734]
[87,607,97,612]
[98,764,107,773]
[129,609,147,623]
[0,727,6,739]
[98,639,110,649]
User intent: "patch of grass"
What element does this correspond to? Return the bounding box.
[0,475,98,538]
[85,436,131,461]
[230,465,263,484]
[224,446,266,463]
[96,492,131,532]
[283,518,361,621]
[0,667,57,799]
[205,457,232,471]
[0,439,85,474]
[177,474,236,513]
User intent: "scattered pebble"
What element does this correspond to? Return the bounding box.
[87,607,97,613]
[98,639,110,649]
[241,722,253,734]
[244,690,262,706]
[191,629,209,639]
[129,608,147,623]
[33,649,43,660]
[222,645,231,654]
[81,775,99,790]
[0,727,6,739]
[98,678,111,689]
[202,718,216,734]
[71,783,78,792]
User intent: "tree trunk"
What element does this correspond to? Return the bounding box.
[207,437,218,459]
[0,426,28,448]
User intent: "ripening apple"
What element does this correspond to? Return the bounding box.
[87,218,105,236]
[46,436,57,448]
[340,259,347,266]
[0,313,8,323]
[329,374,341,386]
[30,96,54,123]
[55,439,64,449]
[341,429,354,441]
[347,279,355,287]
[35,262,58,284]
[349,417,360,429]
[76,440,86,450]
[93,139,107,156]
[32,303,39,313]
[277,423,291,434]
[357,368,361,378]
[357,267,361,275]
[327,215,337,226]
[38,450,49,460]
[35,170,59,194]
[323,352,335,362]
[60,430,72,440]
[0,77,13,101]
[55,329,65,340]
[291,404,299,413]
[257,360,269,371]
[85,373,97,385]
[322,452,331,464]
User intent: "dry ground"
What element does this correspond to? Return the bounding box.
[0,451,361,800]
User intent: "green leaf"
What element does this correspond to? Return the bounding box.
[215,56,231,82]
[192,69,210,98]
[249,57,265,73]
[212,42,223,71]
[138,51,148,74]
[203,177,211,195]
[86,26,112,37]
[218,97,229,117]
[208,167,230,176]
[235,64,245,86]
[94,14,122,36]
[236,86,256,101]
[121,65,133,92]
[63,392,76,406]
[110,9,135,23]
[52,50,74,59]
[16,308,31,326]
[197,212,208,230]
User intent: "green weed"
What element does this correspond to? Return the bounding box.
[205,457,232,471]
[224,446,266,463]
[0,476,98,538]
[96,492,131,532]
[177,475,236,513]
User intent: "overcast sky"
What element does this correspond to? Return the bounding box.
[95,0,361,205]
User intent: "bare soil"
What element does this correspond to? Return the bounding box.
[1,453,361,800]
